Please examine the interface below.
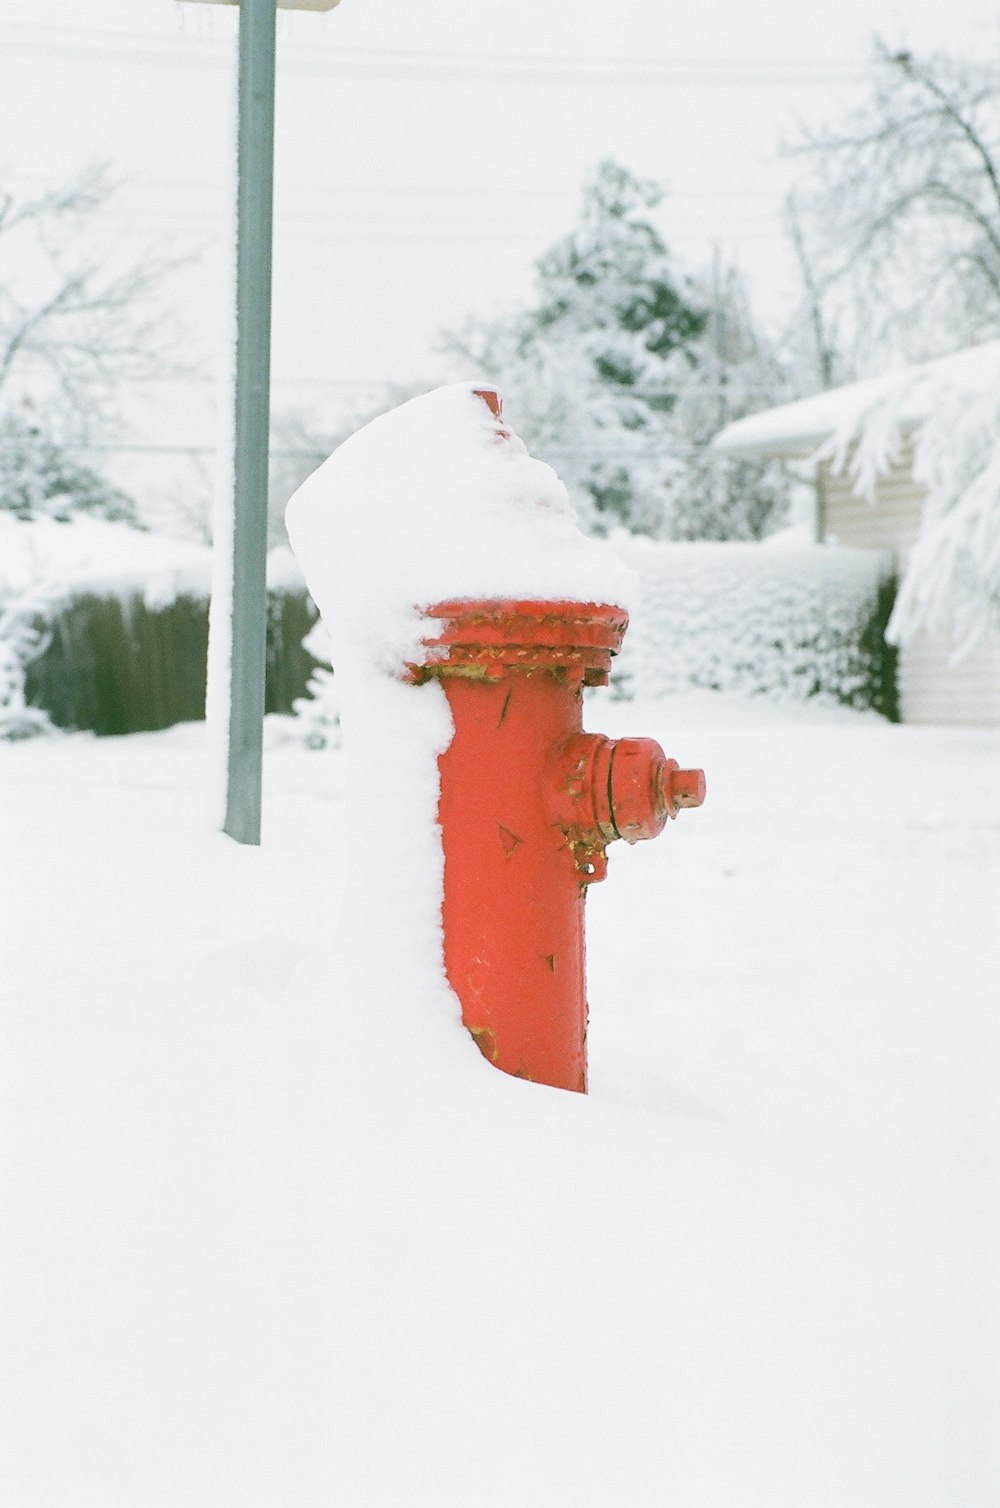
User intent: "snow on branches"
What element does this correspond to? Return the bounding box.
[817,343,1000,655]
[786,42,1000,371]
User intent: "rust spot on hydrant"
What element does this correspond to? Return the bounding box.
[469,1025,499,1063]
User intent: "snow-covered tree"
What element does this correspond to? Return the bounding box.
[818,348,1000,655]
[0,165,184,528]
[667,257,789,539]
[893,404,1000,654]
[443,161,787,540]
[0,410,136,523]
[785,40,1000,372]
[782,193,847,392]
[442,159,707,535]
[0,165,178,438]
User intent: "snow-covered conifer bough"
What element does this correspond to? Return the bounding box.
[284,382,637,1064]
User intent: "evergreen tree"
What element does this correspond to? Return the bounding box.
[443,160,787,539]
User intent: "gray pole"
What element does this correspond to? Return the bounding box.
[225,0,276,844]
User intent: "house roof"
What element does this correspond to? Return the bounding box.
[713,340,1000,460]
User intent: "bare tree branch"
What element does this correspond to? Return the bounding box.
[782,38,1000,369]
[0,164,192,440]
[887,45,1000,226]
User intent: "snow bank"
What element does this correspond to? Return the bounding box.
[609,534,897,713]
[3,714,998,1506]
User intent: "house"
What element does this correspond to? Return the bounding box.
[713,344,1000,727]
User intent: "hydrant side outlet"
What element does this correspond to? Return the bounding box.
[411,599,705,1094]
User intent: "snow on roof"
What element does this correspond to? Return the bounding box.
[713,341,1000,459]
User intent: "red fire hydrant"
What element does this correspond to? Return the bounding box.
[409,406,705,1093]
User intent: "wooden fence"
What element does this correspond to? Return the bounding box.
[24,589,319,735]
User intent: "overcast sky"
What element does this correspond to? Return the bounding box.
[1,0,996,494]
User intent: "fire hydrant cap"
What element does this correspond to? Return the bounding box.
[606,741,707,841]
[663,764,707,812]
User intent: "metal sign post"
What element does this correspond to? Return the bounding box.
[224,0,276,845]
[182,0,340,844]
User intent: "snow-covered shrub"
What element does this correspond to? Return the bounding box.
[0,523,59,739]
[265,577,320,720]
[26,592,211,733]
[287,532,897,727]
[0,413,137,524]
[610,534,898,715]
[290,620,340,749]
[0,589,58,739]
[24,587,320,736]
[1,519,320,734]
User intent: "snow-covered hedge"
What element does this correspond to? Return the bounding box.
[20,588,319,736]
[1,519,319,735]
[609,534,898,716]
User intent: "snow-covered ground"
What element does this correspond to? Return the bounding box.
[2,696,998,1507]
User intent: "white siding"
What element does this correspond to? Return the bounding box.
[818,449,1000,725]
[819,450,926,553]
[900,631,1000,727]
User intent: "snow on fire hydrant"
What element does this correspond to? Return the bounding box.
[286,383,704,1094]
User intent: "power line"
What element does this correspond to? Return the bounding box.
[0,23,877,85]
[4,169,785,203]
[0,440,326,459]
[103,225,790,247]
[96,215,785,240]
[1,439,719,460]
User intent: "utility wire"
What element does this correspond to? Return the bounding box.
[0,23,877,84]
[1,445,718,461]
[93,205,782,227]
[3,169,786,201]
